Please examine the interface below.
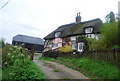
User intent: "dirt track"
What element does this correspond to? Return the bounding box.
[33,55,90,80]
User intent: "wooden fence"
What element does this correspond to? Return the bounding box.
[83,50,120,65]
[43,50,120,65]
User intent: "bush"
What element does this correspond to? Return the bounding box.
[2,46,27,68]
[2,58,45,80]
[85,22,118,50]
[43,50,58,58]
[85,38,107,50]
[59,45,73,52]
[101,22,118,48]
[2,46,46,80]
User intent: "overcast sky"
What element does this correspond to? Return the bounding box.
[0,0,119,44]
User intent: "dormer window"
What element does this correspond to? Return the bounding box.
[85,27,93,33]
[55,32,61,37]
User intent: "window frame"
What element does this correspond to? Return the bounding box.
[85,27,93,34]
[72,43,77,49]
[71,36,76,41]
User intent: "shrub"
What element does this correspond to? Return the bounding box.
[85,37,107,50]
[2,46,46,80]
[2,58,45,80]
[59,45,73,52]
[2,46,27,68]
[101,22,118,48]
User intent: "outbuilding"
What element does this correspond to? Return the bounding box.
[12,34,44,53]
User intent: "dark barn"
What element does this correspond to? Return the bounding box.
[12,34,44,53]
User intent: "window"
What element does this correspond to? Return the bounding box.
[58,43,62,47]
[71,36,76,41]
[49,44,52,48]
[86,34,92,38]
[86,34,96,38]
[53,43,58,47]
[86,35,88,37]
[89,34,91,37]
[72,43,77,49]
[79,43,83,50]
[85,28,93,33]
[78,42,84,52]
[55,32,61,37]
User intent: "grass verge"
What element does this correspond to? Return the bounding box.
[57,57,119,79]
[39,56,119,80]
[0,70,2,80]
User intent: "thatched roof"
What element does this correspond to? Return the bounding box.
[44,18,102,40]
[13,34,44,45]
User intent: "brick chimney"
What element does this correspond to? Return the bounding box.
[76,12,81,23]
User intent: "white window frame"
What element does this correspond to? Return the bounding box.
[85,27,93,33]
[78,42,84,52]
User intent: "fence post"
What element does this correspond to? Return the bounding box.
[115,51,118,65]
[30,47,34,60]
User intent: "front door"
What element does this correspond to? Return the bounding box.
[78,42,84,52]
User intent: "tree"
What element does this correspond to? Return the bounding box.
[100,22,118,48]
[105,11,115,23]
[86,22,118,50]
[85,37,107,50]
[118,12,120,46]
[85,12,119,50]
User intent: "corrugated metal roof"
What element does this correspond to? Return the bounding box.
[13,34,44,45]
[44,18,102,40]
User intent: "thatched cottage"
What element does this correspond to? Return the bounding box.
[44,13,102,52]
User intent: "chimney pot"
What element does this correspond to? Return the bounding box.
[76,12,81,23]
